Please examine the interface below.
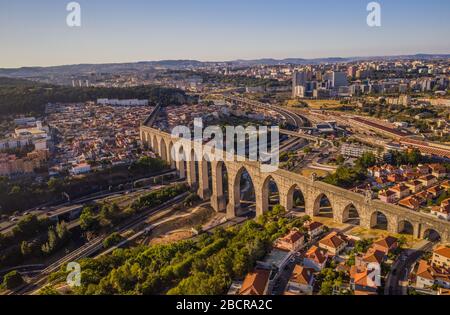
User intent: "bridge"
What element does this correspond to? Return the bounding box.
[141,126,450,242]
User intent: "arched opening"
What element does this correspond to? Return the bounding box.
[262,176,280,213]
[287,185,305,212]
[313,193,333,218]
[233,167,256,218]
[342,204,360,225]
[177,146,187,179]
[159,138,168,162]
[370,211,388,230]
[152,135,159,155]
[186,149,200,190]
[197,154,212,200]
[142,132,149,149]
[206,159,213,197]
[423,229,441,242]
[213,161,229,212]
[168,142,176,168]
[398,220,414,235]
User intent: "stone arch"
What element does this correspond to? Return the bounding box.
[211,160,229,212]
[370,211,388,230]
[142,132,149,149]
[423,229,441,242]
[159,137,168,162]
[398,220,414,235]
[168,141,176,168]
[286,184,306,212]
[313,193,333,218]
[152,135,159,155]
[229,166,256,217]
[187,148,200,190]
[342,203,360,225]
[177,145,187,179]
[261,175,281,214]
[197,153,212,200]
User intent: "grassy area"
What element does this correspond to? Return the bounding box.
[313,217,419,248]
[348,227,417,248]
[300,168,331,178]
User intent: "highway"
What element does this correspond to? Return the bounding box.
[223,95,334,146]
[224,95,307,128]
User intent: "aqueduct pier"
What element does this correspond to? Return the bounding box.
[141,126,450,242]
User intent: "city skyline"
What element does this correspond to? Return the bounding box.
[1,0,450,68]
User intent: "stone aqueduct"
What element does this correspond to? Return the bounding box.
[141,126,450,242]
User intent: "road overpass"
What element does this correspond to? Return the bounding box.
[223,95,331,146]
[141,126,450,242]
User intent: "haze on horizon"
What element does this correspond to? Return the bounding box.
[0,0,449,68]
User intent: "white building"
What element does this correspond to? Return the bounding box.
[71,163,91,175]
[97,99,149,106]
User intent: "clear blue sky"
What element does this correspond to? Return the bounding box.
[0,0,449,68]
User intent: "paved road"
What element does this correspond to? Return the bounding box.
[384,240,435,295]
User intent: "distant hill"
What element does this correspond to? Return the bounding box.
[0,53,449,78]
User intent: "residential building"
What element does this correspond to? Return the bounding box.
[239,269,271,295]
[304,221,325,239]
[372,236,398,255]
[350,265,379,295]
[429,164,448,179]
[318,232,348,256]
[303,246,327,271]
[432,246,450,269]
[378,190,397,204]
[431,199,450,221]
[404,180,423,194]
[285,265,315,295]
[389,184,410,199]
[416,260,450,290]
[274,230,305,252]
[419,175,438,188]
[399,196,422,210]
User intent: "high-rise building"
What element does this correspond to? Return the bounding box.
[348,66,357,78]
[292,70,308,97]
[332,71,348,88]
[293,85,306,98]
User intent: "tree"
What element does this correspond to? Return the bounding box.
[103,233,124,249]
[47,177,64,194]
[38,285,60,295]
[12,214,46,240]
[356,152,377,169]
[56,221,70,242]
[2,270,24,290]
[20,241,33,257]
[80,207,99,231]
[41,228,59,255]
[100,203,122,224]
[183,193,200,207]
[336,155,345,165]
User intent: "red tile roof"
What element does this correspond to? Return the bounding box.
[240,269,270,295]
